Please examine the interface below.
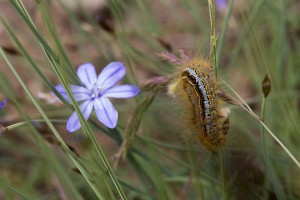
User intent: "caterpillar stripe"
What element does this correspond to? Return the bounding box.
[168,59,228,151]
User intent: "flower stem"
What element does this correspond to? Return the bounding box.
[222,81,300,169]
[0,48,106,200]
[219,149,229,200]
[260,97,285,199]
[208,1,228,198]
[208,0,218,77]
[3,119,66,132]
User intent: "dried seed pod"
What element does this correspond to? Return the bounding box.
[262,74,271,98]
[1,46,21,56]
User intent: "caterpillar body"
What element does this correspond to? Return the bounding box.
[168,58,229,151]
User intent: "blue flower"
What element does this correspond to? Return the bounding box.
[216,0,228,10]
[55,62,140,132]
[0,99,6,110]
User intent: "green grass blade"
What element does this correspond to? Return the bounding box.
[0,48,105,200]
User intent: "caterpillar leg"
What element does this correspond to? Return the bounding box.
[222,117,230,135]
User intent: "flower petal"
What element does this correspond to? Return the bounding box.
[94,97,118,128]
[55,84,70,101]
[0,99,7,109]
[66,100,94,132]
[96,62,126,91]
[77,63,97,90]
[55,84,91,102]
[103,84,140,98]
[70,85,91,101]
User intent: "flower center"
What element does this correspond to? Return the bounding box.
[91,87,102,99]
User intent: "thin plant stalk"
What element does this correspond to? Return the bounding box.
[0,50,85,200]
[6,1,128,198]
[208,1,228,199]
[260,96,285,199]
[208,0,217,76]
[0,48,106,200]
[219,149,228,200]
[4,119,66,132]
[222,81,300,168]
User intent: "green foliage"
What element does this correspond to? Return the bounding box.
[0,0,299,199]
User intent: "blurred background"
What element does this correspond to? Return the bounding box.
[0,0,300,199]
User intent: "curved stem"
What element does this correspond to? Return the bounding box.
[222,82,300,168]
[260,97,285,199]
[5,119,66,132]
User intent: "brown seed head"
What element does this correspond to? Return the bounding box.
[262,74,271,98]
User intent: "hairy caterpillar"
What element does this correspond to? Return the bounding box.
[168,57,229,151]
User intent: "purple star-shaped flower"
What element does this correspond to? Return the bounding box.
[216,0,228,10]
[0,99,6,110]
[55,62,140,132]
